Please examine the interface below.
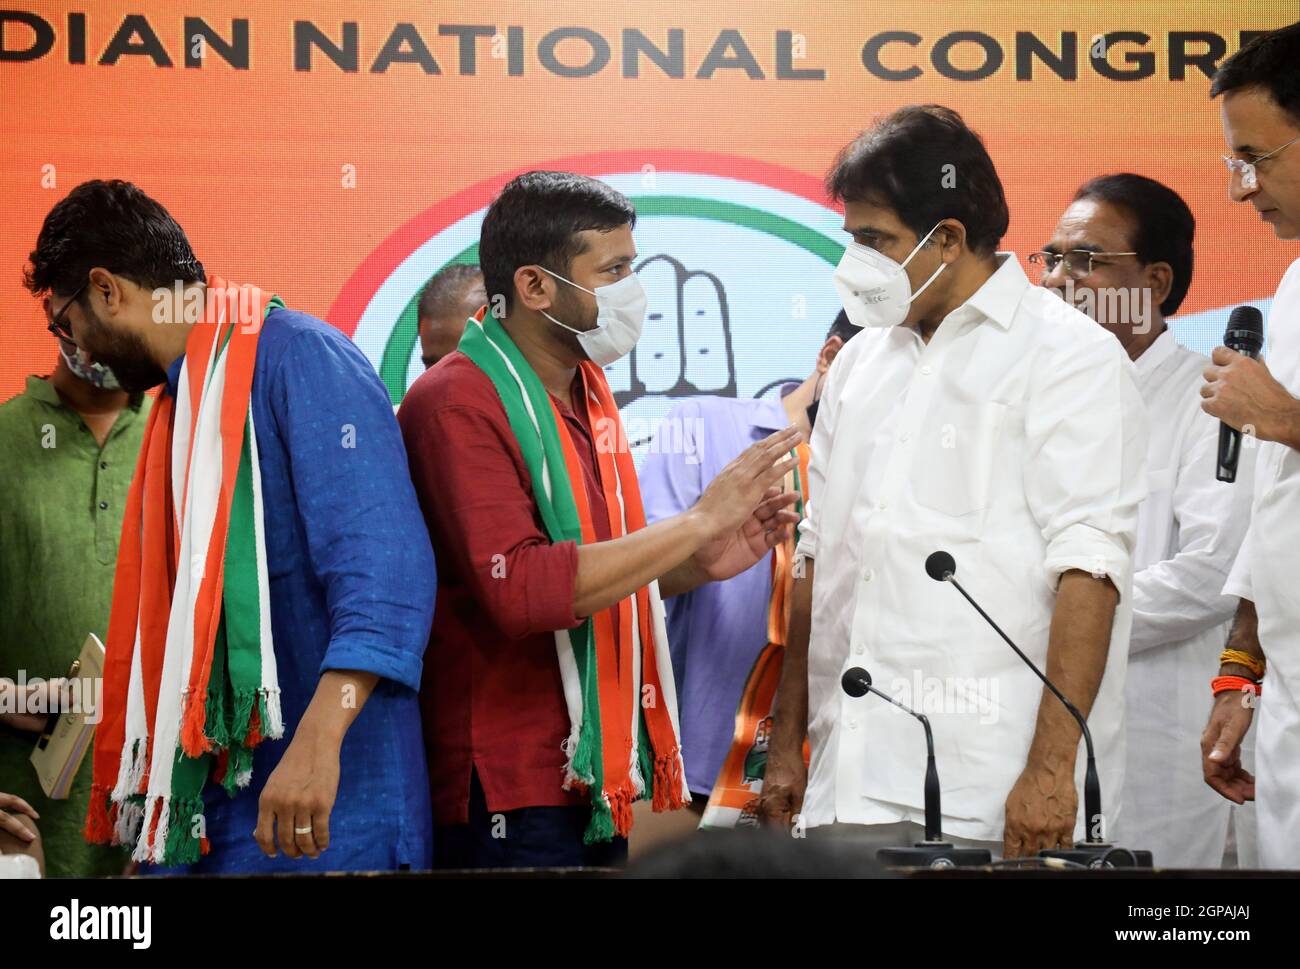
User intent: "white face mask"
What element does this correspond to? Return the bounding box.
[833,221,948,328]
[539,268,647,367]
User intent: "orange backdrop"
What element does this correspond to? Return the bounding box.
[2,0,1298,402]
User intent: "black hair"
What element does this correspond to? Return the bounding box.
[24,179,205,300]
[417,263,483,327]
[826,105,1009,257]
[1210,21,1300,124]
[478,171,637,316]
[1073,173,1196,317]
[825,308,859,345]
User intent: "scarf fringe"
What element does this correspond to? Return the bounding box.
[83,784,116,844]
[162,795,206,866]
[636,741,655,803]
[221,743,254,797]
[113,798,145,846]
[629,745,646,799]
[179,688,213,758]
[204,681,231,750]
[132,796,164,863]
[110,737,148,802]
[261,687,284,740]
[559,724,592,792]
[566,721,597,791]
[582,792,613,845]
[227,685,258,749]
[582,785,637,845]
[652,747,690,812]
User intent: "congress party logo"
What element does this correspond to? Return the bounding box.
[329,151,847,447]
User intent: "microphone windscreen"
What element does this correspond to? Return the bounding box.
[1224,305,1264,356]
[841,667,871,698]
[925,551,956,582]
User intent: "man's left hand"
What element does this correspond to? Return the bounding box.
[1201,347,1300,445]
[254,720,340,860]
[1002,759,1078,858]
[691,487,800,582]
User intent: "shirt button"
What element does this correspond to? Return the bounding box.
[99,461,108,470]
[876,501,888,511]
[899,431,911,443]
[98,501,108,510]
[847,718,859,730]
[854,644,865,655]
[920,365,933,376]
[863,569,874,582]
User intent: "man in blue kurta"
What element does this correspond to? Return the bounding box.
[24,179,436,873]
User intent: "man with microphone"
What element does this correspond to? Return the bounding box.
[1199,22,1300,870]
[760,105,1147,859]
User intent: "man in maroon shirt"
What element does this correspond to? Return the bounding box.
[398,171,801,868]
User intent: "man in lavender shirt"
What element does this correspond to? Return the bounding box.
[638,312,858,836]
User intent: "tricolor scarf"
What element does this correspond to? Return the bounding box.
[458,309,689,842]
[85,278,284,865]
[701,441,812,829]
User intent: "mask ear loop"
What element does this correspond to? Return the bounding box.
[537,265,599,335]
[901,222,949,305]
[907,260,948,305]
[538,265,597,297]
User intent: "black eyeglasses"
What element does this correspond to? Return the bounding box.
[47,281,88,343]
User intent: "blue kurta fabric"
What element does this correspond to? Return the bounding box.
[153,306,436,873]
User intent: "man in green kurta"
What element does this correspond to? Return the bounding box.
[0,310,150,877]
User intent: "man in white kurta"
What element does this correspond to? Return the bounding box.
[795,252,1147,849]
[1125,331,1257,866]
[1200,28,1300,870]
[760,106,1147,858]
[1040,175,1256,868]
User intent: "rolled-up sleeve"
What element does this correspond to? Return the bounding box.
[271,328,436,692]
[1025,332,1148,598]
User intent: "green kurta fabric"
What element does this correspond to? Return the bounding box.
[0,374,150,877]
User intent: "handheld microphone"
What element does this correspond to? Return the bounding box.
[924,551,1151,867]
[1216,305,1265,483]
[840,667,990,868]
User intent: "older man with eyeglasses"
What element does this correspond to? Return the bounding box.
[1198,21,1300,871]
[1038,174,1257,869]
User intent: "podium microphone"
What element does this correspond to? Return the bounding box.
[840,667,990,869]
[1216,305,1265,482]
[924,550,1151,868]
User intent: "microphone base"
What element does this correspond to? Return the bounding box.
[878,842,992,870]
[1039,842,1154,868]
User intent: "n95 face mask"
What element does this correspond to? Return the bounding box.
[833,222,947,328]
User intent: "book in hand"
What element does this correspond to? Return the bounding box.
[29,633,105,800]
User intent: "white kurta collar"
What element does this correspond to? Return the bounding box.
[1133,326,1177,379]
[962,253,1030,331]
